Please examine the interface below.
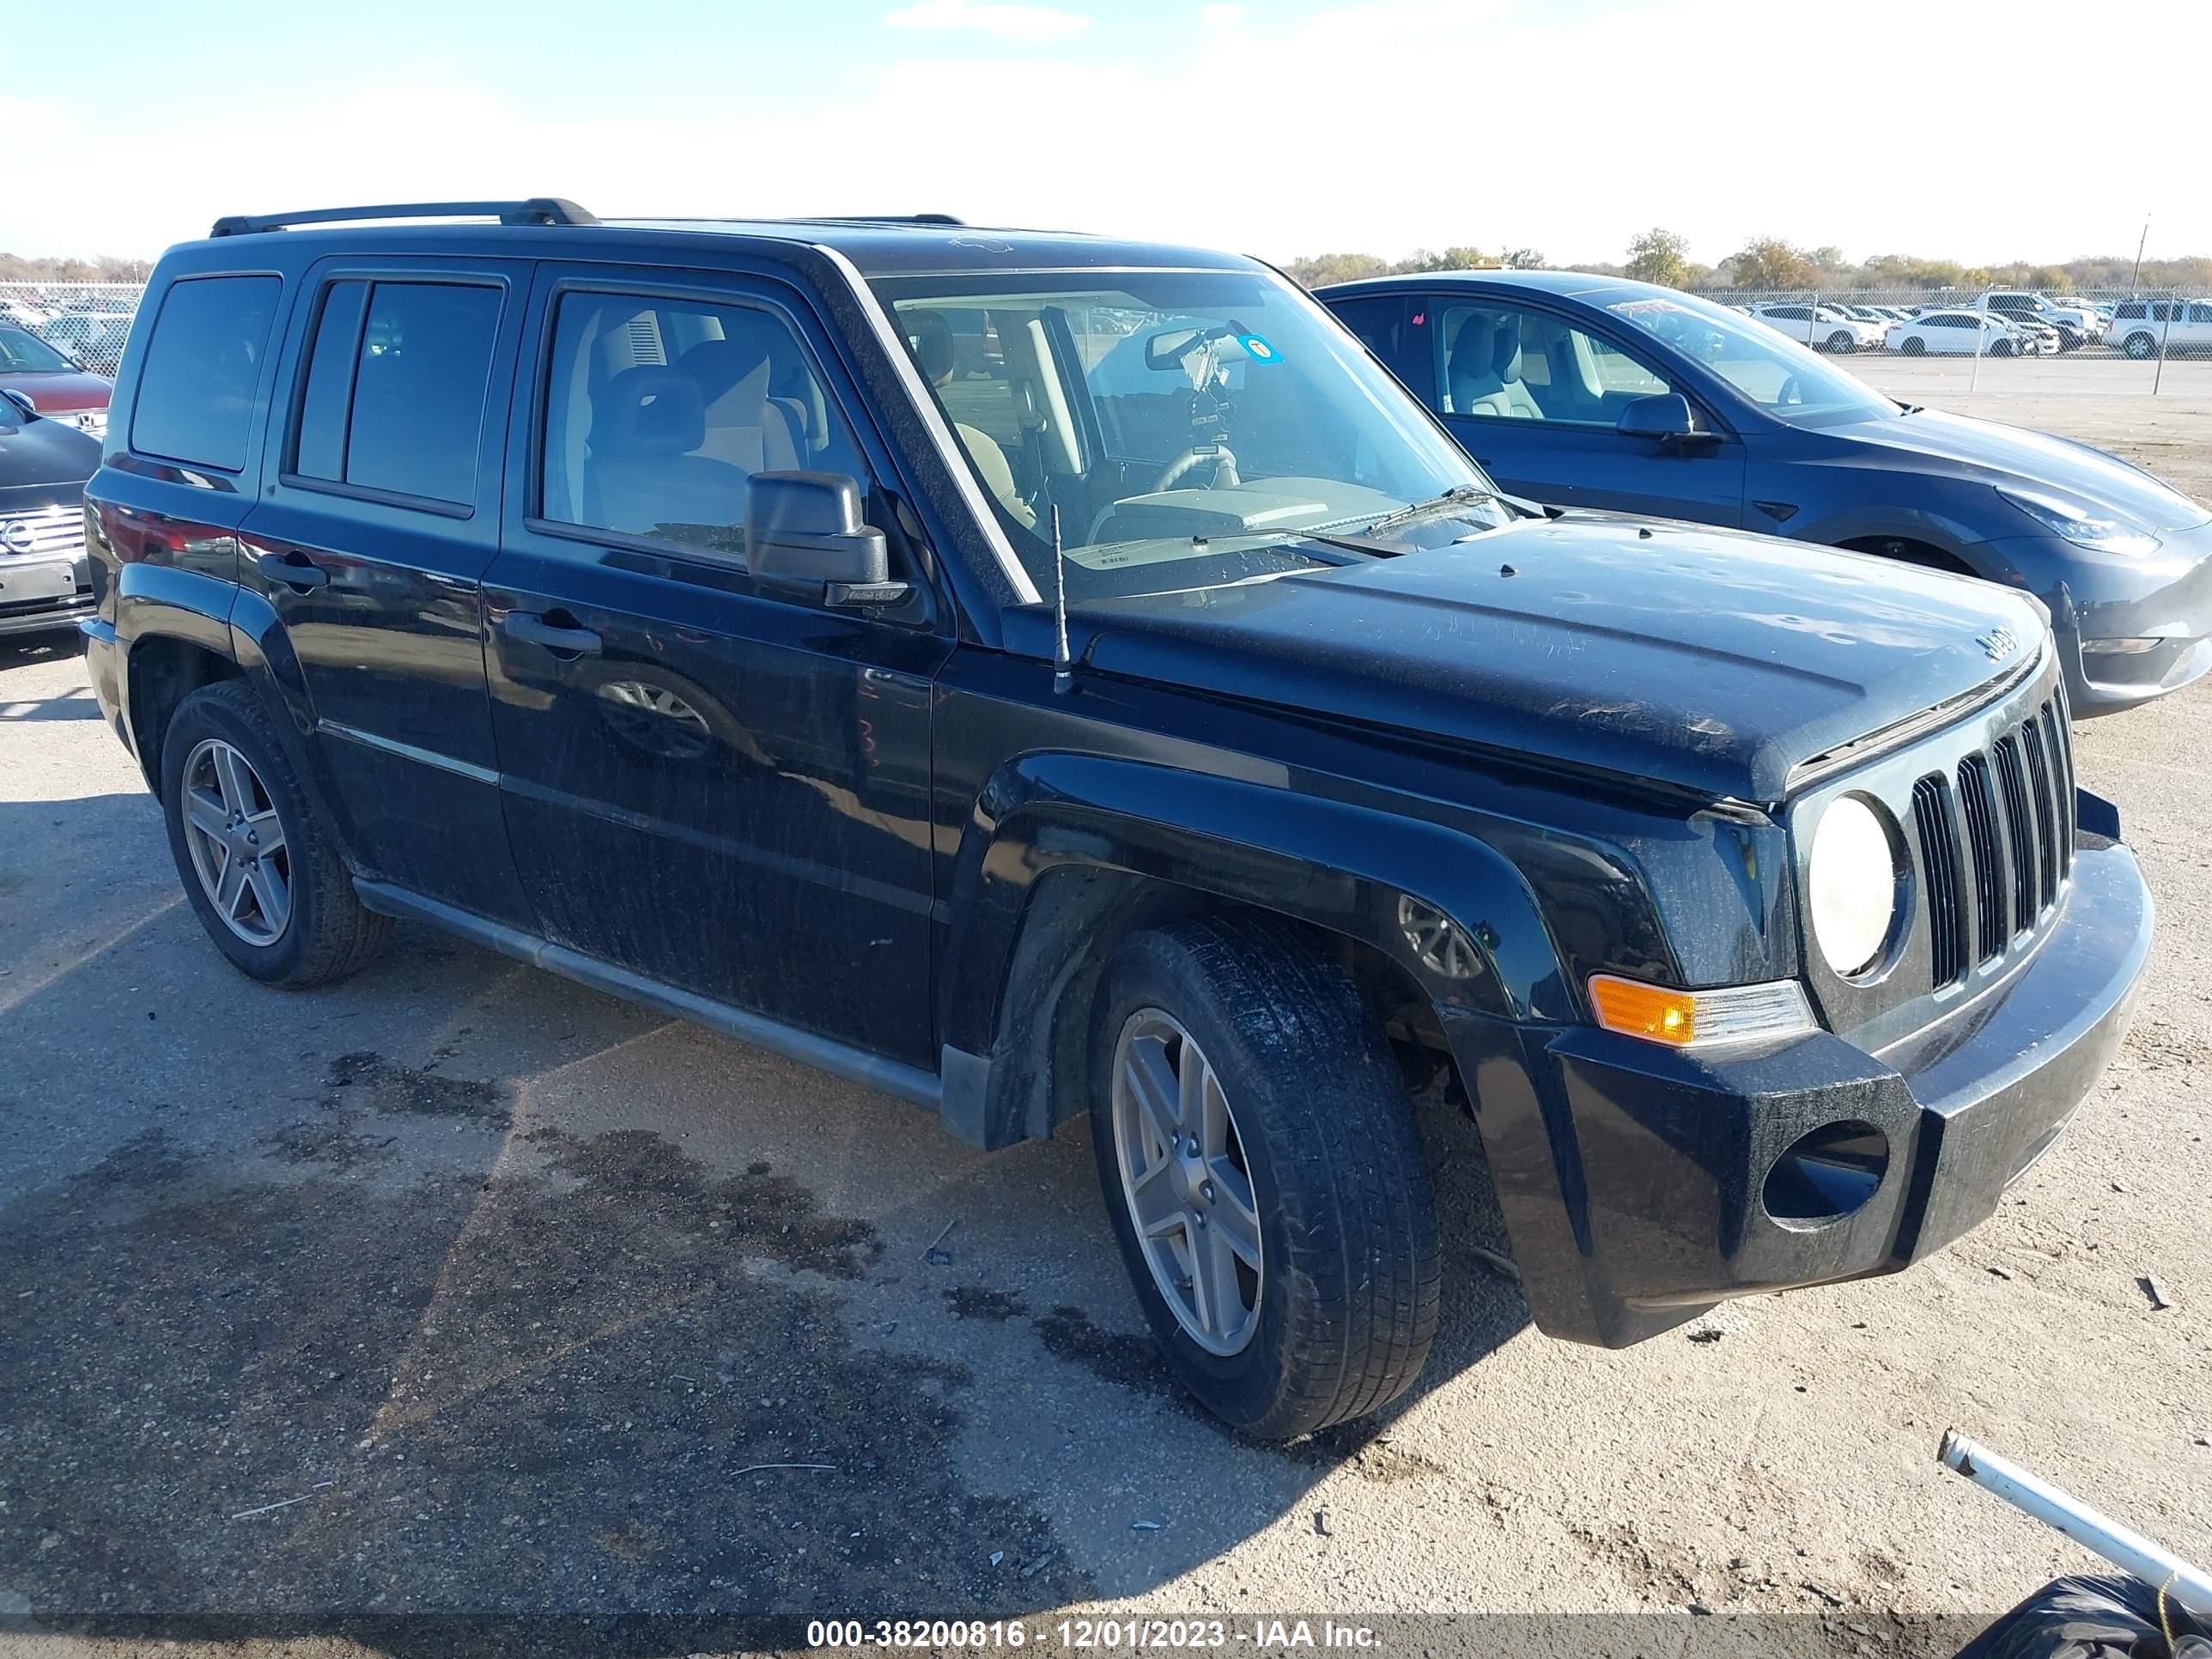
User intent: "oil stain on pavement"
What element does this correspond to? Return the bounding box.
[0,1102,1091,1644]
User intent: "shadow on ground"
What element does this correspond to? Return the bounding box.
[0,772,1532,1656]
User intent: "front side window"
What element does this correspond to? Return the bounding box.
[131,275,282,471]
[1435,304,1671,422]
[873,268,1494,600]
[539,290,865,561]
[1606,291,1895,425]
[292,279,503,505]
[0,325,76,373]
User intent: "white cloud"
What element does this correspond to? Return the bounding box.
[883,0,1092,40]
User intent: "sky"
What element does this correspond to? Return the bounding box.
[4,0,2206,268]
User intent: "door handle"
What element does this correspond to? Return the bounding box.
[253,550,328,591]
[502,610,602,657]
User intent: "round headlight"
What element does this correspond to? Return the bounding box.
[1808,796,1900,977]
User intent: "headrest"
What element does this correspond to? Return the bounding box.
[904,309,957,386]
[592,365,705,458]
[1450,312,1498,375]
[678,338,774,415]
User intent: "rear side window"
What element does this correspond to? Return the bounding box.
[292,279,503,506]
[1326,295,1437,406]
[131,275,282,471]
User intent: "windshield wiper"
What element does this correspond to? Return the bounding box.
[1358,484,1498,538]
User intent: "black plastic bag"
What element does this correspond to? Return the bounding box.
[1958,1573,2212,1659]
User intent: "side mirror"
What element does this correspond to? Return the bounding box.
[745,471,905,607]
[0,387,34,422]
[1617,392,1711,446]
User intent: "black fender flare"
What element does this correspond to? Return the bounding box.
[111,562,242,793]
[225,587,368,872]
[934,750,1571,1148]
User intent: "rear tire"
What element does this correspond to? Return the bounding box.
[1088,914,1441,1440]
[160,678,390,988]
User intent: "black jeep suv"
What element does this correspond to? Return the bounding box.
[82,200,2151,1438]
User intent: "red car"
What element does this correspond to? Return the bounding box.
[0,325,112,440]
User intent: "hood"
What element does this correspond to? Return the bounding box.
[0,368,112,415]
[1064,515,2046,805]
[1830,407,2210,533]
[0,410,101,493]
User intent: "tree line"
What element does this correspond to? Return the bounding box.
[11,235,2210,295]
[0,252,155,283]
[1280,232,2212,294]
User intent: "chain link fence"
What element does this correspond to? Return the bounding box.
[0,282,147,380]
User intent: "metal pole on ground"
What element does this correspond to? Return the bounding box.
[1938,1430,2212,1620]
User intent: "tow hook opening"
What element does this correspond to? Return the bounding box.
[1763,1121,1890,1226]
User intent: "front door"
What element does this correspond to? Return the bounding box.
[241,258,537,925]
[485,264,949,1066]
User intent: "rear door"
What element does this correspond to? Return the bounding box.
[243,257,535,925]
[1423,295,1745,525]
[483,262,950,1066]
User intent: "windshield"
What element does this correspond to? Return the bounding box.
[872,268,1502,599]
[0,325,76,374]
[1605,292,1895,426]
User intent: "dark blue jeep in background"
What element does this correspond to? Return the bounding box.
[1321,271,2212,715]
[79,201,2151,1437]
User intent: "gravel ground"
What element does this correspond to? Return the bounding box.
[1,383,2207,1659]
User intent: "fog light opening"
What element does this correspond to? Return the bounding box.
[1763,1121,1890,1226]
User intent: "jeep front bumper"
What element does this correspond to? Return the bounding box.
[1445,827,2152,1347]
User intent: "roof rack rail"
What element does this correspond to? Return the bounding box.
[209,198,598,237]
[805,213,966,227]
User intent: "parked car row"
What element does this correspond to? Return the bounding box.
[1721,289,2212,357]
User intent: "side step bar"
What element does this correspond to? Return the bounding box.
[353,879,940,1110]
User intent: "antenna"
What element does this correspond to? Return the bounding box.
[1050,505,1073,696]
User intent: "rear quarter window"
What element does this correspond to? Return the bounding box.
[130,275,283,471]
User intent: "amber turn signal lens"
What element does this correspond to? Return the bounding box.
[1586,975,1817,1050]
[1587,975,1699,1044]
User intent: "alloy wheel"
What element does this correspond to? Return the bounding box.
[1109,1007,1264,1356]
[180,738,292,945]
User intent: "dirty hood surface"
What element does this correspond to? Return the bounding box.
[1072,514,2046,803]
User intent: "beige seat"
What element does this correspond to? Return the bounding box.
[1448,312,1544,420]
[586,366,752,538]
[678,334,801,477]
[903,310,1036,530]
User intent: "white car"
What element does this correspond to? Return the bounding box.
[1745,301,1884,353]
[2106,299,2212,359]
[1884,310,2034,356]
[1971,289,2101,349]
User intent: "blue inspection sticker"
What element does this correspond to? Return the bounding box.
[1236,332,1279,363]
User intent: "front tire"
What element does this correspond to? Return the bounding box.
[1900,336,1926,356]
[161,678,390,988]
[2124,331,2157,360]
[1089,915,1441,1439]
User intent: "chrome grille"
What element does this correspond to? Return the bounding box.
[0,503,84,559]
[1911,692,2075,990]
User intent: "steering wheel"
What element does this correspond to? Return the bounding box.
[1774,374,1804,409]
[1153,446,1240,494]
